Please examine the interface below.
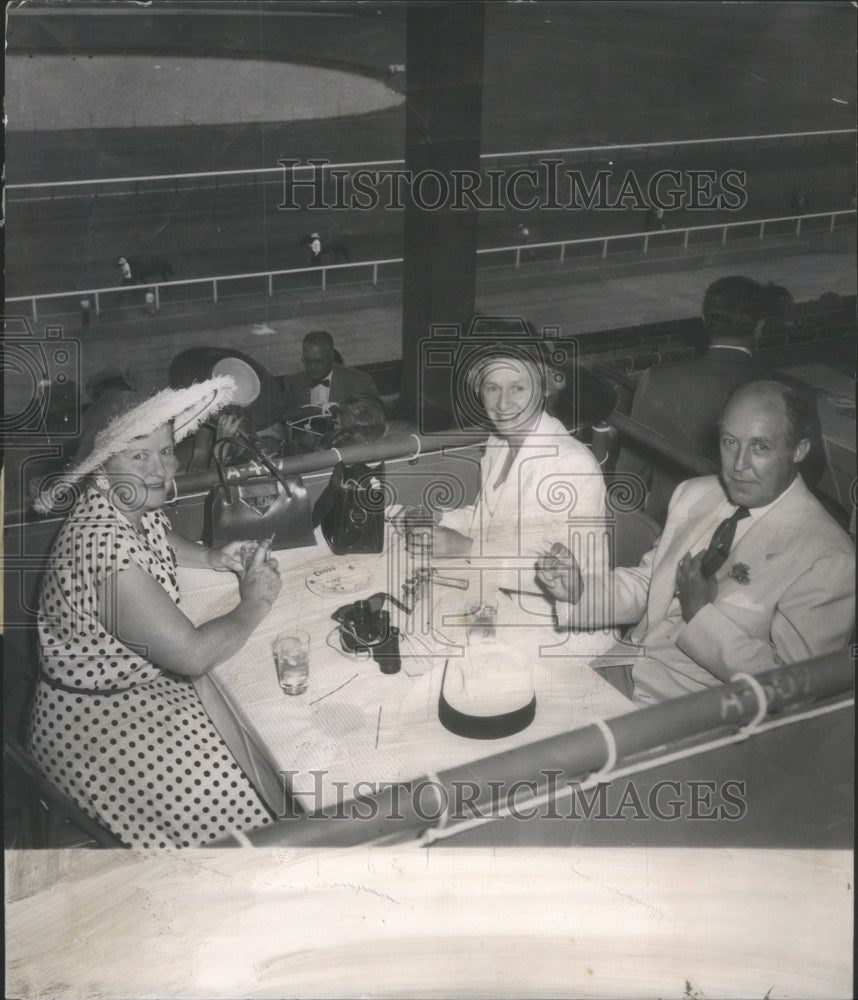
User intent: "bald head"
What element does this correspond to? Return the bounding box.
[718,381,811,508]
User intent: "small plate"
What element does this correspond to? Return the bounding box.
[306,562,374,596]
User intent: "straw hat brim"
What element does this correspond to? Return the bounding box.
[33,375,236,514]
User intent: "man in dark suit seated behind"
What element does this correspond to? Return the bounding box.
[618,276,822,524]
[281,330,379,411]
[537,380,854,705]
[279,330,381,452]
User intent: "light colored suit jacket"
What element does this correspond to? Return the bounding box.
[439,411,607,582]
[562,474,855,702]
[281,364,379,412]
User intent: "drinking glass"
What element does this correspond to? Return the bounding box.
[272,630,310,695]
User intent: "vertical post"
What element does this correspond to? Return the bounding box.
[321,268,327,292]
[829,213,836,232]
[759,222,765,240]
[400,1,486,433]
[722,226,728,245]
[94,292,100,316]
[683,229,690,250]
[268,274,273,297]
[515,247,521,269]
[602,239,608,259]
[213,279,218,304]
[796,218,802,237]
[372,263,378,286]
[32,298,38,322]
[560,243,566,263]
[643,234,650,253]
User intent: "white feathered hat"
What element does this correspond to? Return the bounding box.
[33,375,236,515]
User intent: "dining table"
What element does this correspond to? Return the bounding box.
[180,522,634,819]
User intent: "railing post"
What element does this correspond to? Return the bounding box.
[643,234,650,253]
[322,267,327,291]
[94,292,100,316]
[268,274,273,297]
[796,217,802,237]
[515,247,521,269]
[154,286,160,311]
[683,228,690,250]
[829,213,836,232]
[213,279,218,304]
[721,226,728,245]
[560,243,566,263]
[32,298,38,322]
[372,263,378,286]
[759,222,765,240]
[602,239,608,259]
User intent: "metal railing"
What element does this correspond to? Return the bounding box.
[7,209,855,322]
[6,128,855,200]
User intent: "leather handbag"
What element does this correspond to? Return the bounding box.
[312,461,386,555]
[202,436,316,551]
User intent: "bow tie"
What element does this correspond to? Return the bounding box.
[310,377,331,388]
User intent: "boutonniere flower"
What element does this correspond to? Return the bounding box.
[727,562,751,585]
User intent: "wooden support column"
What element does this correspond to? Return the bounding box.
[399,0,486,432]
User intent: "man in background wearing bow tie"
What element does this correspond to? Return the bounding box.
[537,380,854,704]
[281,330,379,410]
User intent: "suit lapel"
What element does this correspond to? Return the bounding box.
[648,481,730,622]
[718,477,810,592]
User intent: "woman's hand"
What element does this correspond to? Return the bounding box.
[536,542,583,605]
[239,540,281,607]
[208,540,249,574]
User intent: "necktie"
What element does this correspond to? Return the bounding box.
[700,506,750,578]
[310,377,331,388]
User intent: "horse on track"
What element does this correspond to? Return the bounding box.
[118,254,175,285]
[299,234,350,265]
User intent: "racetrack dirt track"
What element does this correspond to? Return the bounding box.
[5,2,856,299]
[6,2,855,177]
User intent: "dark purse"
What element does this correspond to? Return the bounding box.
[313,461,386,555]
[202,436,316,550]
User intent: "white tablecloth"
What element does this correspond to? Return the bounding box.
[180,529,632,816]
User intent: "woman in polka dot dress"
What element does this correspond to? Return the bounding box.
[27,378,280,849]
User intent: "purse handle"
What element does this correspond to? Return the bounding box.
[212,434,294,502]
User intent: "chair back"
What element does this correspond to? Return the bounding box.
[611,508,661,568]
[4,735,125,848]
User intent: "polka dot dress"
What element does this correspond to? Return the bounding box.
[26,487,272,848]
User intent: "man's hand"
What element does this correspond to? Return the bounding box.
[675,551,717,623]
[536,542,583,605]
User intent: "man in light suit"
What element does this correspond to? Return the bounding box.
[538,380,854,704]
[280,330,379,412]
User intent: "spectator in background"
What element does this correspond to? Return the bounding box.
[168,347,288,467]
[281,331,379,413]
[617,276,823,524]
[86,368,136,402]
[322,393,415,451]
